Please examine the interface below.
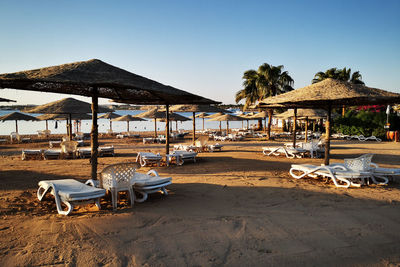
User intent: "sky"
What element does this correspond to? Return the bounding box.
[0,0,399,105]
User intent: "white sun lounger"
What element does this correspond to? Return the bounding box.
[170,150,197,164]
[43,149,62,160]
[21,149,43,160]
[136,152,163,167]
[133,170,172,202]
[263,146,306,158]
[289,163,372,188]
[37,179,106,215]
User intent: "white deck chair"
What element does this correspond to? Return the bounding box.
[263,146,306,159]
[136,152,162,167]
[37,179,106,215]
[43,149,62,160]
[21,149,43,160]
[133,170,172,202]
[289,164,371,188]
[170,150,197,164]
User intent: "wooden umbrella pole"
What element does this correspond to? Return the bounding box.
[324,105,332,166]
[203,118,205,131]
[192,112,196,143]
[110,120,112,132]
[219,121,222,133]
[292,108,297,147]
[165,104,170,155]
[127,121,130,132]
[90,87,99,180]
[45,120,48,131]
[305,117,308,142]
[15,120,18,133]
[68,114,73,141]
[227,121,229,134]
[154,119,157,137]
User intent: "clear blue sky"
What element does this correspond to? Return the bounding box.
[0,0,399,105]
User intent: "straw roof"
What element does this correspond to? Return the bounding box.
[248,111,268,119]
[24,97,112,114]
[37,113,92,120]
[275,109,327,119]
[205,112,225,119]
[0,97,16,102]
[159,113,191,122]
[98,112,120,119]
[111,114,145,122]
[208,114,245,122]
[170,105,230,113]
[0,59,219,105]
[258,78,400,108]
[135,107,166,119]
[194,112,210,118]
[0,111,38,121]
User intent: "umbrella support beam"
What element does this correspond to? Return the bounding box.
[292,108,297,147]
[305,117,309,142]
[90,87,99,180]
[154,119,157,138]
[68,114,73,141]
[165,104,170,155]
[192,112,196,143]
[324,105,332,166]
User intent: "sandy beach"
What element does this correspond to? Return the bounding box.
[1,135,400,266]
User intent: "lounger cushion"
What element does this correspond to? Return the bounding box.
[133,173,172,186]
[39,179,106,200]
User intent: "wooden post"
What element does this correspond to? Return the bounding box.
[324,105,332,165]
[203,118,205,131]
[192,112,196,143]
[165,104,170,155]
[227,121,229,134]
[68,114,73,140]
[109,120,112,132]
[90,87,99,180]
[45,120,48,131]
[292,108,297,147]
[154,119,157,137]
[219,121,222,134]
[127,121,130,132]
[15,120,18,133]
[305,117,309,142]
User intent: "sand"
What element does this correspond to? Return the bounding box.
[1,136,400,266]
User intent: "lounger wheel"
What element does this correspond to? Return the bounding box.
[134,191,148,203]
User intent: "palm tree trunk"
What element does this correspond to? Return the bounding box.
[266,109,273,140]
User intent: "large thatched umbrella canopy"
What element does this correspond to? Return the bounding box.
[209,114,244,134]
[0,59,219,179]
[160,113,191,132]
[24,98,111,140]
[0,97,16,102]
[276,109,327,119]
[258,79,400,164]
[170,105,231,142]
[98,112,121,132]
[0,112,38,133]
[111,114,145,132]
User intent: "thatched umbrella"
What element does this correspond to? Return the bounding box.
[98,112,121,132]
[194,112,210,131]
[239,112,256,129]
[136,108,167,137]
[248,111,269,132]
[275,109,327,142]
[205,112,226,133]
[160,113,191,132]
[258,78,400,164]
[0,97,16,102]
[0,111,38,133]
[25,98,111,141]
[37,113,92,132]
[170,105,231,142]
[0,59,219,179]
[208,114,244,135]
[111,114,145,132]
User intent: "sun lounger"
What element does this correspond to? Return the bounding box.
[61,141,78,159]
[136,152,162,167]
[49,140,62,148]
[98,146,115,157]
[133,169,172,202]
[263,146,306,158]
[143,137,155,144]
[98,163,172,209]
[0,138,7,144]
[37,179,106,215]
[170,150,197,164]
[208,143,223,152]
[43,149,62,160]
[21,149,43,160]
[289,164,371,188]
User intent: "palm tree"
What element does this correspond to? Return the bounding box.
[236,63,294,139]
[312,67,364,115]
